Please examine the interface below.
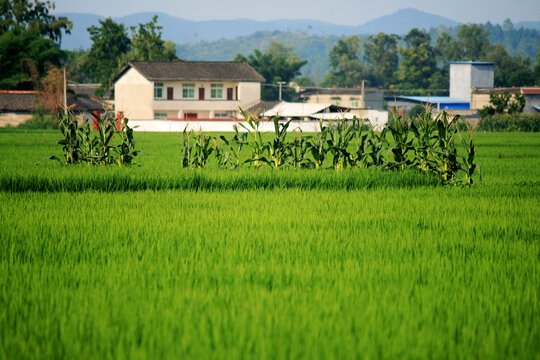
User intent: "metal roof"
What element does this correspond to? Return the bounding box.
[388,96,470,104]
[448,61,495,65]
[261,102,349,118]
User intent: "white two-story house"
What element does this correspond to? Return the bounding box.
[113,60,265,120]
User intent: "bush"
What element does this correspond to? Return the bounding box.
[17,113,58,130]
[477,114,540,132]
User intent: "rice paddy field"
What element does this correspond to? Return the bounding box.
[0,129,539,359]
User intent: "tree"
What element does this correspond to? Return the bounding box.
[457,24,489,60]
[364,33,399,87]
[534,41,540,84]
[435,31,461,63]
[485,44,534,87]
[82,18,130,96]
[36,65,64,114]
[235,42,307,100]
[0,26,64,89]
[479,91,525,117]
[0,0,72,44]
[0,1,68,89]
[396,29,437,89]
[320,35,367,87]
[129,15,177,61]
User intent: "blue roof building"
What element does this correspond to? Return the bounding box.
[386,96,470,110]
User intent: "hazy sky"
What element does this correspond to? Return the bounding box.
[52,0,540,25]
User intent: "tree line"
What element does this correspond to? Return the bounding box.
[1,0,539,104]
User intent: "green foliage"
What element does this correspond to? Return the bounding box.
[1,131,538,358]
[82,18,130,96]
[479,91,526,117]
[0,26,65,89]
[485,44,534,87]
[49,111,139,165]
[458,24,490,60]
[179,108,479,185]
[235,42,307,100]
[16,113,58,129]
[477,113,540,132]
[363,33,399,88]
[320,35,368,88]
[0,0,72,43]
[128,15,177,62]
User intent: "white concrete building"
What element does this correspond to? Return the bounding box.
[113,60,265,120]
[449,61,494,102]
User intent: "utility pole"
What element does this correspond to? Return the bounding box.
[360,80,365,108]
[277,81,287,101]
[63,67,67,116]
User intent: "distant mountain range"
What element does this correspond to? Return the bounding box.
[57,8,540,50]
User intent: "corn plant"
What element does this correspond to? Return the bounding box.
[180,127,195,168]
[350,121,369,168]
[192,131,214,168]
[50,111,139,166]
[365,126,388,168]
[326,119,355,170]
[410,110,439,173]
[457,125,480,185]
[290,131,313,169]
[267,116,292,169]
[239,108,268,168]
[386,113,415,171]
[218,124,247,169]
[308,120,329,169]
[432,113,460,184]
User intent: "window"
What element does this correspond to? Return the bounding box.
[214,112,228,118]
[211,84,223,99]
[331,97,341,106]
[154,112,167,119]
[351,98,359,107]
[154,83,163,99]
[182,84,195,99]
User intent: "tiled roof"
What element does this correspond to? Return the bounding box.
[244,101,281,116]
[0,90,104,112]
[0,91,37,112]
[114,60,265,83]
